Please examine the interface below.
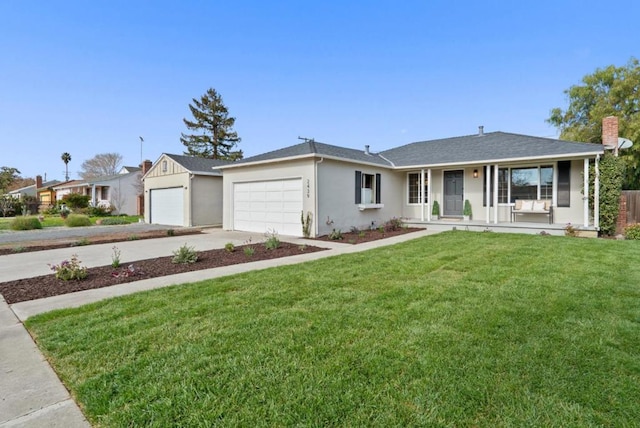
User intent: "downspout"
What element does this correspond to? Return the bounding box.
[314,158,324,237]
[594,155,600,230]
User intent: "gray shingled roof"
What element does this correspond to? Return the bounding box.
[165,153,232,175]
[381,132,604,167]
[229,141,392,167]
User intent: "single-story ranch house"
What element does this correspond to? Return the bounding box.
[218,122,614,238]
[143,153,229,227]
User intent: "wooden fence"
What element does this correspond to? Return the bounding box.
[622,191,640,225]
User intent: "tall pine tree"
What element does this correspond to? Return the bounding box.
[180,88,242,161]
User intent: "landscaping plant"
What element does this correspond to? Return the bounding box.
[48,254,87,280]
[65,214,92,227]
[9,216,42,230]
[172,244,198,264]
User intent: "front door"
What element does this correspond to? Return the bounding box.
[443,170,464,216]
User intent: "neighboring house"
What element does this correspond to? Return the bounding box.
[8,175,60,212]
[218,125,610,237]
[52,167,142,215]
[143,154,230,227]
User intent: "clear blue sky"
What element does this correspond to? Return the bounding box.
[1,0,638,180]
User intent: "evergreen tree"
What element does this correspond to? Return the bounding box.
[180,88,242,160]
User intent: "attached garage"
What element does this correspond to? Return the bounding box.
[150,187,184,226]
[233,179,303,236]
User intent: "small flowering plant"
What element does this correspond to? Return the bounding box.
[48,254,88,281]
[111,264,140,278]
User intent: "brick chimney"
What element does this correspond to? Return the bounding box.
[141,160,153,174]
[36,175,43,189]
[602,116,619,156]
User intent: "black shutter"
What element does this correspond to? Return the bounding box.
[557,161,571,207]
[375,173,381,204]
[355,171,362,204]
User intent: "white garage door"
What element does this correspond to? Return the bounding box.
[150,187,184,226]
[233,179,303,236]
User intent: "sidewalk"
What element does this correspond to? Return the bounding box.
[0,228,437,427]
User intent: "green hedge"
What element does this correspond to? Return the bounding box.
[65,214,92,227]
[10,216,43,230]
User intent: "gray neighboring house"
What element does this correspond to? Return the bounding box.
[143,153,230,227]
[218,126,609,237]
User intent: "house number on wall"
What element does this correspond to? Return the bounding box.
[306,179,310,198]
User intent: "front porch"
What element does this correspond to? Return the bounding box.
[404,217,598,237]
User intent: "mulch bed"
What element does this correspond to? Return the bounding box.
[0,243,326,304]
[0,227,424,305]
[314,227,422,244]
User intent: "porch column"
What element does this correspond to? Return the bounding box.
[427,168,432,221]
[493,164,499,224]
[583,158,589,227]
[594,155,600,229]
[485,165,491,223]
[91,184,96,206]
[420,168,425,222]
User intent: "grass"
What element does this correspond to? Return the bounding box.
[0,215,141,230]
[26,232,640,426]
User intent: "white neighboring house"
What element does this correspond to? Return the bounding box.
[143,153,230,227]
[52,166,142,215]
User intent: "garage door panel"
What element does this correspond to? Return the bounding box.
[233,179,303,237]
[150,187,184,226]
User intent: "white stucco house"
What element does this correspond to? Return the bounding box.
[143,153,230,227]
[52,167,142,215]
[218,126,609,237]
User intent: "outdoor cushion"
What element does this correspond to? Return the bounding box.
[533,201,546,211]
[521,200,533,210]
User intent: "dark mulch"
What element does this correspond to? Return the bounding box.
[0,243,325,304]
[314,227,422,244]
[0,228,203,256]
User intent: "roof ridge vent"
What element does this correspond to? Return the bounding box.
[478,126,484,136]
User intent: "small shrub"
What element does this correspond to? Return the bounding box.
[99,217,130,225]
[348,239,356,244]
[564,223,578,237]
[65,214,92,227]
[264,230,281,250]
[172,243,198,264]
[128,234,139,241]
[10,216,43,230]
[48,254,88,281]
[74,238,90,246]
[298,244,307,251]
[86,205,112,217]
[243,246,255,257]
[624,223,640,240]
[384,217,404,231]
[12,246,26,253]
[301,211,313,238]
[358,231,366,238]
[350,226,360,233]
[111,246,121,268]
[377,225,385,234]
[328,229,343,240]
[62,193,90,209]
[167,229,175,236]
[224,242,235,252]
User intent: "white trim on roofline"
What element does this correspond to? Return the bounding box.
[393,151,604,170]
[218,153,394,170]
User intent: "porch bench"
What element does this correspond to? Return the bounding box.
[511,199,554,224]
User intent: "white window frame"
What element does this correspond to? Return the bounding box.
[407,172,428,205]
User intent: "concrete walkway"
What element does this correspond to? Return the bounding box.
[0,228,437,426]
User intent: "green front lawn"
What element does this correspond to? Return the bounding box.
[26,232,640,426]
[0,215,140,230]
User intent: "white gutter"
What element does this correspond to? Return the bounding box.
[218,153,394,170]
